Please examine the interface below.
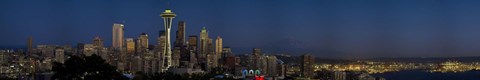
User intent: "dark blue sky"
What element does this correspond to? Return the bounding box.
[2,0,480,58]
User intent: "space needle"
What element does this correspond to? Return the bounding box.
[161,9,176,69]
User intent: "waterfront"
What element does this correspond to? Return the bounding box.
[372,70,480,80]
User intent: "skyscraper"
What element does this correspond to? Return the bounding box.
[222,47,232,58]
[199,27,209,70]
[137,33,149,53]
[207,38,217,68]
[27,37,33,55]
[92,36,103,48]
[157,31,167,71]
[124,38,135,72]
[136,33,150,71]
[266,55,277,77]
[200,27,209,54]
[222,47,235,68]
[221,47,232,63]
[301,54,315,78]
[251,48,266,71]
[175,21,186,47]
[187,35,198,68]
[174,21,186,68]
[126,38,135,54]
[160,9,176,68]
[92,36,104,57]
[112,23,124,49]
[215,36,223,60]
[172,47,181,67]
[188,35,198,51]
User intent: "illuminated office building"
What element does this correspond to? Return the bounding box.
[157,31,167,71]
[200,27,209,58]
[92,36,103,48]
[27,37,33,55]
[206,38,217,68]
[187,35,198,68]
[137,33,149,53]
[215,36,223,61]
[266,55,277,77]
[112,23,124,49]
[301,54,315,78]
[126,38,135,54]
[175,21,186,47]
[199,27,209,70]
[175,21,187,68]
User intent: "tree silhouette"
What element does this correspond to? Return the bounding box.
[51,54,128,80]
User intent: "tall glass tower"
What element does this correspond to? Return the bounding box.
[112,23,124,49]
[160,9,176,68]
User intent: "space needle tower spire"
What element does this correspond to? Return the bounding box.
[161,9,176,69]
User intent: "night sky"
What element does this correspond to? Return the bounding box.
[2,0,480,58]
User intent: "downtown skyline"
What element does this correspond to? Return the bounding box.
[3,0,480,58]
